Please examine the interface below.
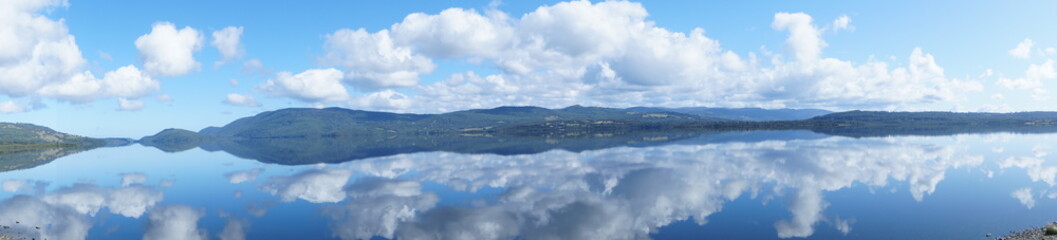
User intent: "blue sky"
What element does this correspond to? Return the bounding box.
[1,0,1056,137]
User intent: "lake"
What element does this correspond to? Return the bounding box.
[0,130,1054,239]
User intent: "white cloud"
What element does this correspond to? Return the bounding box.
[118,98,145,111]
[218,218,248,240]
[325,177,439,240]
[1026,59,1057,80]
[0,177,165,240]
[347,89,411,111]
[1009,38,1034,59]
[261,168,352,203]
[773,12,825,62]
[42,183,163,218]
[0,0,84,98]
[211,26,244,64]
[229,78,239,87]
[319,135,986,239]
[136,22,203,77]
[121,172,148,186]
[1,180,27,192]
[102,65,161,98]
[225,168,264,184]
[322,28,435,89]
[1011,188,1035,209]
[391,8,513,58]
[0,1,161,111]
[144,205,207,240]
[257,68,349,102]
[996,59,1055,92]
[223,93,261,107]
[998,156,1057,186]
[829,15,852,32]
[279,3,978,112]
[775,189,826,238]
[0,101,26,113]
[1047,47,1057,55]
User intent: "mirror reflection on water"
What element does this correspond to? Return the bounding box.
[1,130,1055,239]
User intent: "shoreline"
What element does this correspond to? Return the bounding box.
[998,222,1057,240]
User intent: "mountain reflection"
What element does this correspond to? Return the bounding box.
[6,132,1048,239]
[249,135,983,239]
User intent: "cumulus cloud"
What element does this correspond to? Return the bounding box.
[773,12,825,62]
[144,205,207,240]
[118,98,145,111]
[325,177,439,239]
[42,183,163,218]
[347,89,411,111]
[260,168,352,203]
[1011,188,1035,209]
[322,29,435,89]
[225,168,264,184]
[257,68,349,103]
[223,93,261,107]
[212,26,244,64]
[775,189,826,238]
[996,59,1055,98]
[121,172,149,186]
[0,1,164,111]
[320,134,985,239]
[0,177,164,240]
[829,15,852,32]
[1009,38,1034,59]
[38,65,160,103]
[0,101,27,113]
[0,195,91,240]
[136,22,203,77]
[391,8,513,58]
[0,0,84,98]
[277,2,980,112]
[218,218,249,240]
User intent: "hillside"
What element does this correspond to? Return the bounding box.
[0,122,105,172]
[198,106,713,138]
[140,128,216,152]
[629,107,831,121]
[0,123,104,151]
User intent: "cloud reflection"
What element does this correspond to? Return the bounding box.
[0,176,165,240]
[304,137,985,239]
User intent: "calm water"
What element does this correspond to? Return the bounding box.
[1,130,1055,239]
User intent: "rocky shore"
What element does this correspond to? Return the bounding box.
[996,222,1057,240]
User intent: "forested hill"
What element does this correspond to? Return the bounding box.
[630,107,831,121]
[140,107,1057,145]
[0,123,104,151]
[196,105,715,138]
[810,111,1057,125]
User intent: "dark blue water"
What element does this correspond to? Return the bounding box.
[1,131,1054,239]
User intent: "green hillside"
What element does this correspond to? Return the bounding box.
[0,123,104,152]
[199,106,713,138]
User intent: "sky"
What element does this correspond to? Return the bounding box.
[1,0,1057,137]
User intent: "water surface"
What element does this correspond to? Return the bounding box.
[0,131,1054,239]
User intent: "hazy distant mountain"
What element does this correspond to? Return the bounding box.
[628,107,832,121]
